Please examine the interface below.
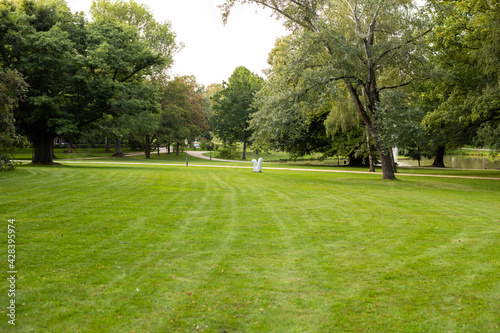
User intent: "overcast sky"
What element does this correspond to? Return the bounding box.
[65,0,288,86]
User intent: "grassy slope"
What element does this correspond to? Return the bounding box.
[0,162,499,332]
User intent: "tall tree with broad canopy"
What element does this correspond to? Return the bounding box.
[211,66,263,160]
[157,76,209,155]
[422,0,500,162]
[0,0,176,164]
[221,0,433,179]
[89,0,180,157]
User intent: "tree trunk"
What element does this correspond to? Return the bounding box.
[389,148,397,173]
[432,145,446,167]
[144,135,151,159]
[176,142,179,156]
[113,139,123,157]
[31,135,56,164]
[167,141,171,155]
[105,138,111,153]
[346,85,396,179]
[242,135,247,160]
[347,153,364,166]
[366,131,375,172]
[378,149,396,180]
[51,142,56,160]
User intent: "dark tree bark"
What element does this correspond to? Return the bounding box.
[347,153,364,167]
[389,148,397,174]
[366,131,375,172]
[347,85,396,179]
[105,138,111,153]
[143,135,155,159]
[113,139,123,157]
[31,135,56,164]
[432,145,446,167]
[50,142,56,160]
[242,131,247,160]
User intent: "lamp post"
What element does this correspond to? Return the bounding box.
[185,138,188,167]
[209,142,212,161]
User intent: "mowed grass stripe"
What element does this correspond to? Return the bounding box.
[0,164,498,332]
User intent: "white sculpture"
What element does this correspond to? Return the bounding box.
[252,157,263,172]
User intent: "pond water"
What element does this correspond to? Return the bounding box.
[397,155,500,170]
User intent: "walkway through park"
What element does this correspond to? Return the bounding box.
[15,149,500,181]
[186,150,247,163]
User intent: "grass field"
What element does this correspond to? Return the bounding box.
[1,157,499,332]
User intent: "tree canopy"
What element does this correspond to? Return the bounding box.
[210,66,263,159]
[0,0,177,164]
[157,75,209,152]
[423,0,500,154]
[222,0,433,179]
[0,65,27,170]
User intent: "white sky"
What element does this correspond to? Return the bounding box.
[65,0,288,86]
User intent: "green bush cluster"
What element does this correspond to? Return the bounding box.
[199,140,218,151]
[217,147,239,159]
[0,153,18,171]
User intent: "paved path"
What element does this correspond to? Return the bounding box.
[127,149,248,163]
[16,159,499,180]
[186,150,248,163]
[14,148,499,180]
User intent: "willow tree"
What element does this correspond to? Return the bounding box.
[222,0,432,179]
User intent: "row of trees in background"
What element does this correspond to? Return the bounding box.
[1,0,499,176]
[1,0,182,163]
[0,0,189,164]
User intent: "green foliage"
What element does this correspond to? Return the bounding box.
[324,88,360,138]
[199,139,217,151]
[424,0,500,149]
[0,66,27,152]
[210,66,263,148]
[216,146,239,159]
[475,121,500,152]
[157,75,208,146]
[250,34,334,156]
[225,0,434,179]
[90,0,180,64]
[0,153,18,170]
[0,0,177,164]
[375,89,429,151]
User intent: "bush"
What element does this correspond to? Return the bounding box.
[0,153,18,171]
[200,140,219,151]
[217,147,239,159]
[199,139,210,150]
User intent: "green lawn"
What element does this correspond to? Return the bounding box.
[1,161,499,332]
[10,148,139,160]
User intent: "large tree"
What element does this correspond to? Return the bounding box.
[211,66,263,159]
[422,0,500,162]
[1,0,84,164]
[157,76,209,154]
[222,0,433,179]
[0,0,176,164]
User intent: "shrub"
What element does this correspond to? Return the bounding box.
[199,139,210,150]
[217,147,239,159]
[0,153,18,171]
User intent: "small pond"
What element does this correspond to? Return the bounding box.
[397,155,500,170]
